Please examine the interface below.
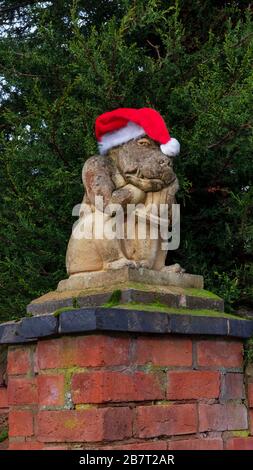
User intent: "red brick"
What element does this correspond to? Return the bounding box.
[9,410,33,437]
[72,370,164,404]
[0,387,8,408]
[38,375,65,407]
[250,409,253,435]
[221,373,245,400]
[0,410,8,430]
[136,404,197,438]
[225,437,253,450]
[197,340,243,368]
[0,439,8,450]
[8,347,31,375]
[38,408,132,442]
[102,442,167,450]
[9,441,43,450]
[8,377,37,405]
[199,403,248,432]
[134,337,192,366]
[168,438,223,450]
[37,335,130,369]
[248,383,253,407]
[43,445,68,450]
[167,371,220,400]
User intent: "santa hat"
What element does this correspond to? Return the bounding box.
[95,107,180,157]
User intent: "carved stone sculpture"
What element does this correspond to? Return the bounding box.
[66,107,182,276]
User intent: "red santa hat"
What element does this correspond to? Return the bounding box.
[95,107,180,157]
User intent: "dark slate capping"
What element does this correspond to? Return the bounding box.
[1,308,253,344]
[0,321,32,344]
[18,314,58,339]
[169,314,228,336]
[228,318,253,338]
[59,309,97,334]
[95,308,170,333]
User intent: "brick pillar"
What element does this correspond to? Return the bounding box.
[5,333,253,450]
[0,345,8,449]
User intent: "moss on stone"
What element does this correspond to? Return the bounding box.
[109,301,244,320]
[184,287,221,300]
[72,297,81,308]
[102,289,122,307]
[53,306,80,317]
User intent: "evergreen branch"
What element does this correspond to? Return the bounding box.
[207,123,252,150]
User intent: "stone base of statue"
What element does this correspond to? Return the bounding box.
[26,266,225,316]
[58,266,203,292]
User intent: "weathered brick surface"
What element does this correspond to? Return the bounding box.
[4,333,251,450]
[38,375,65,407]
[101,441,168,450]
[0,439,8,450]
[43,445,69,450]
[221,373,245,400]
[0,387,8,408]
[135,404,197,438]
[168,438,223,450]
[248,383,253,407]
[37,408,133,442]
[225,437,253,450]
[37,335,130,369]
[250,409,253,435]
[167,371,220,400]
[9,410,33,437]
[199,403,248,432]
[8,347,31,375]
[8,377,37,405]
[134,337,192,366]
[9,441,43,450]
[197,340,243,368]
[72,371,164,404]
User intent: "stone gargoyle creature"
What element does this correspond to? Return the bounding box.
[66,107,183,275]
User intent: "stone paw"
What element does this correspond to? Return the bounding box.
[105,258,137,270]
[161,263,186,274]
[135,260,152,269]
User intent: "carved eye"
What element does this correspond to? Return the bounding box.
[137,138,151,146]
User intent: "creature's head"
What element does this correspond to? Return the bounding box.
[108,136,176,192]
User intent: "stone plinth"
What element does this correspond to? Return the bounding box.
[57,267,204,292]
[27,267,207,316]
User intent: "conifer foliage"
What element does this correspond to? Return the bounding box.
[0,1,252,320]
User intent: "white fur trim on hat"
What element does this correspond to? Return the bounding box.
[98,121,145,155]
[160,138,180,157]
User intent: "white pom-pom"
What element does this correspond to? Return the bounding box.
[160,138,180,157]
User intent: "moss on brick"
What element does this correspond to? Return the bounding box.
[231,430,250,437]
[75,404,95,410]
[0,428,8,443]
